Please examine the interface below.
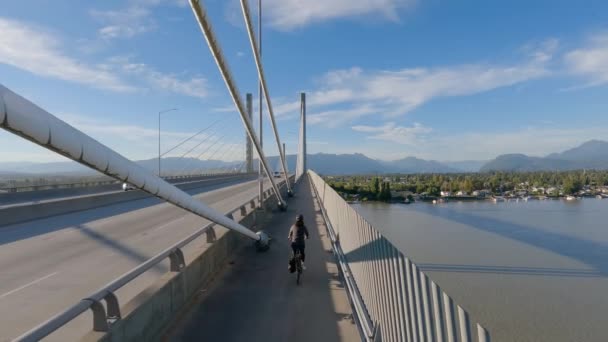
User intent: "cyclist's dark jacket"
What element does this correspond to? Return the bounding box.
[288,221,309,245]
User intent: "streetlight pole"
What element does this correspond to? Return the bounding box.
[158,108,178,177]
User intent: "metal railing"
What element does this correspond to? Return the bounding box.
[308,171,491,342]
[12,180,286,342]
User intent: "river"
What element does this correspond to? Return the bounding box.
[353,198,608,342]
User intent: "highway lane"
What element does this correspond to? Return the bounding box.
[0,177,279,342]
[0,174,253,208]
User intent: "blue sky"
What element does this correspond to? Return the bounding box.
[1,0,607,164]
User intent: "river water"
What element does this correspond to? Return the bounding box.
[353,198,608,342]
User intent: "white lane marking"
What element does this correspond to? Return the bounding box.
[0,272,58,300]
[151,216,186,233]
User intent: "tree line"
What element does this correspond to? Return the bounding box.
[326,170,608,199]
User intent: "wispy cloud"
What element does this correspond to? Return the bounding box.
[61,113,194,142]
[90,0,188,40]
[0,18,134,92]
[352,122,431,144]
[564,32,608,88]
[107,57,208,98]
[262,0,417,30]
[91,6,154,40]
[272,40,555,126]
[322,125,608,161]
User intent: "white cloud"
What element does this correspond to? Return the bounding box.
[340,124,608,161]
[272,40,556,125]
[106,56,208,98]
[262,0,416,30]
[424,126,608,161]
[352,122,431,144]
[91,6,154,40]
[90,0,188,40]
[61,113,193,141]
[564,32,608,88]
[0,18,134,92]
[308,104,377,127]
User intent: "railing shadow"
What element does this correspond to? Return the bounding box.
[417,263,603,278]
[74,224,169,275]
[410,205,608,277]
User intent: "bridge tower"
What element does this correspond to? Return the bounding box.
[296,92,307,181]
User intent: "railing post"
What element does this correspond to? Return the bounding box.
[431,281,445,342]
[383,239,399,341]
[412,264,426,341]
[365,223,380,329]
[87,299,109,332]
[443,293,456,342]
[398,254,414,342]
[458,305,471,342]
[406,258,419,342]
[206,226,217,243]
[169,248,185,272]
[391,247,406,342]
[104,292,121,320]
[421,273,434,342]
[477,324,491,342]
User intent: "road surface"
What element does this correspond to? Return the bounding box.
[0,177,275,342]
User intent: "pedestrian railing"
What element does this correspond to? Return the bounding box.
[308,170,491,342]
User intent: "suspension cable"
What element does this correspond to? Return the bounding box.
[188,0,286,208]
[239,0,292,194]
[161,119,222,157]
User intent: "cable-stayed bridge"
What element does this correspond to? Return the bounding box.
[0,1,490,341]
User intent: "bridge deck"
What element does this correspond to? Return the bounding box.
[167,176,359,342]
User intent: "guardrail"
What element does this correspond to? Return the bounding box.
[0,172,254,193]
[308,171,491,342]
[12,180,286,342]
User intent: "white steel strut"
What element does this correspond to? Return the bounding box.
[0,84,268,244]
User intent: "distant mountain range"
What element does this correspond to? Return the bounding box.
[480,140,608,172]
[1,140,607,176]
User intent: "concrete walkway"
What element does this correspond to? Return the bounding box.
[166,176,359,342]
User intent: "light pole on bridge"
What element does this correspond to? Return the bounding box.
[158,108,178,177]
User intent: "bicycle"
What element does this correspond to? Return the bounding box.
[293,250,303,285]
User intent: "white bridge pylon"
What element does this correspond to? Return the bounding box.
[0,84,267,244]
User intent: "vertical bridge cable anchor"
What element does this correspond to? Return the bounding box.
[255,231,270,252]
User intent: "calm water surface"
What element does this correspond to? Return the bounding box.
[353,198,608,342]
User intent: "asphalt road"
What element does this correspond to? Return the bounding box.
[0,177,276,342]
[0,174,251,208]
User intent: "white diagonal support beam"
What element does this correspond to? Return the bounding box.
[239,0,293,195]
[188,0,286,208]
[0,84,261,241]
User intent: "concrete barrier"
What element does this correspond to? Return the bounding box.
[82,184,285,342]
[0,174,256,227]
